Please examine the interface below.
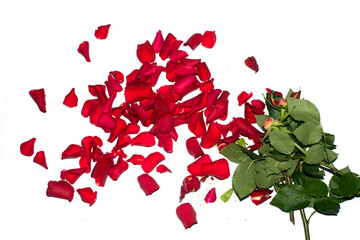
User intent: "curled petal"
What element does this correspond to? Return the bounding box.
[237,91,253,106]
[235,117,263,141]
[180,175,200,201]
[20,138,36,156]
[137,40,155,63]
[186,137,204,159]
[196,62,211,82]
[184,33,203,50]
[29,88,46,113]
[108,70,124,83]
[61,167,88,184]
[63,88,78,108]
[204,188,217,203]
[173,75,200,99]
[245,56,259,73]
[137,174,160,196]
[200,122,222,149]
[127,154,145,165]
[141,152,165,173]
[200,158,230,180]
[98,113,117,133]
[33,151,48,169]
[61,144,83,159]
[250,189,273,205]
[125,123,140,135]
[187,111,206,138]
[78,41,90,62]
[95,24,111,40]
[124,83,154,103]
[156,164,172,173]
[108,158,129,181]
[77,187,97,206]
[153,113,174,134]
[81,99,99,118]
[187,154,212,176]
[155,132,173,153]
[176,203,198,229]
[152,30,164,53]
[91,156,114,187]
[201,31,216,49]
[46,180,74,202]
[131,132,156,147]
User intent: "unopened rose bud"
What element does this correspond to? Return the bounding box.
[263,118,274,130]
[279,98,287,107]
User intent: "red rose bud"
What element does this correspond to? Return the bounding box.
[250,189,273,205]
[176,203,198,229]
[263,118,274,131]
[279,98,287,107]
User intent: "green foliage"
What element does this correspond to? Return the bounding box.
[269,129,294,155]
[287,98,321,124]
[232,158,256,199]
[293,122,323,145]
[270,185,312,212]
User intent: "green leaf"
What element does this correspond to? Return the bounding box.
[303,177,328,197]
[255,170,284,189]
[339,172,360,198]
[258,143,271,155]
[232,159,256,199]
[265,93,281,119]
[288,98,321,124]
[314,197,340,215]
[293,122,323,145]
[329,175,342,196]
[255,114,270,130]
[236,138,247,148]
[325,149,338,163]
[264,157,293,176]
[293,171,306,185]
[304,144,324,164]
[302,163,325,179]
[270,185,312,212]
[220,188,234,202]
[220,143,251,164]
[269,129,295,155]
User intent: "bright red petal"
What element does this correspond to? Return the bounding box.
[187,154,212,176]
[200,122,222,149]
[63,88,78,108]
[29,88,46,113]
[176,203,198,229]
[33,151,48,169]
[20,138,36,156]
[77,187,97,206]
[108,158,129,181]
[61,167,88,184]
[95,24,111,40]
[237,91,253,106]
[184,33,203,50]
[78,41,90,62]
[152,30,164,53]
[201,31,216,49]
[46,180,74,202]
[204,188,217,203]
[127,154,145,165]
[137,40,155,63]
[131,132,156,147]
[196,62,211,82]
[61,144,83,159]
[245,56,259,73]
[141,152,165,173]
[91,156,114,187]
[250,189,273,205]
[156,164,172,173]
[137,174,160,196]
[186,137,204,159]
[200,158,230,180]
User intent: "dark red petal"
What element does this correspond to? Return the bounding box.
[137,40,155,63]
[184,33,203,50]
[196,62,211,82]
[152,30,164,53]
[235,117,263,141]
[237,91,253,106]
[61,144,83,159]
[250,189,273,205]
[250,100,265,114]
[290,91,301,99]
[152,113,174,134]
[186,137,204,159]
[131,103,148,126]
[141,152,165,173]
[156,164,172,173]
[46,180,74,202]
[78,41,90,62]
[63,88,78,108]
[200,78,214,92]
[200,158,230,180]
[204,188,217,203]
[98,113,117,133]
[20,138,36,156]
[201,31,216,49]
[200,122,222,149]
[29,88,46,113]
[33,151,47,169]
[159,33,177,60]
[176,203,198,229]
[154,132,173,153]
[127,154,145,165]
[187,154,212,176]
[61,167,88,184]
[95,24,111,40]
[108,158,129,181]
[137,174,160,196]
[91,156,114,187]
[245,56,259,73]
[173,75,200,99]
[131,132,156,147]
[180,175,201,201]
[245,102,256,124]
[187,111,206,138]
[77,187,97,206]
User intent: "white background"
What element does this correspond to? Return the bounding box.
[1,1,360,239]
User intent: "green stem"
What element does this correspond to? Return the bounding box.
[285,176,295,225]
[300,209,311,240]
[294,142,307,155]
[320,162,344,176]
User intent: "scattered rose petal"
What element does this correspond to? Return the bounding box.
[60,167,88,184]
[180,175,200,201]
[20,138,36,156]
[137,40,156,63]
[196,62,211,82]
[131,132,156,147]
[29,88,46,113]
[137,174,160,196]
[156,164,172,173]
[200,122,222,149]
[186,137,204,159]
[127,154,145,165]
[245,56,259,73]
[176,203,198,229]
[200,158,230,180]
[91,156,114,187]
[95,24,111,40]
[184,33,203,50]
[108,158,129,181]
[187,154,212,176]
[201,31,216,49]
[204,188,217,203]
[78,41,90,62]
[237,91,253,106]
[46,180,74,202]
[61,144,83,159]
[250,189,273,205]
[141,152,165,173]
[63,88,78,107]
[152,30,164,53]
[77,187,97,206]
[33,151,47,169]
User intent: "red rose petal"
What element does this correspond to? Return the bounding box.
[176,203,198,229]
[137,40,156,63]
[77,187,97,206]
[33,151,47,169]
[61,144,83,159]
[108,157,129,181]
[237,91,253,106]
[78,41,90,62]
[201,31,216,49]
[250,189,273,205]
[184,33,203,50]
[127,154,145,165]
[98,113,117,133]
[187,111,206,138]
[235,117,263,141]
[152,30,164,53]
[196,62,211,82]
[155,132,174,153]
[124,83,154,103]
[245,56,259,73]
[95,24,111,40]
[200,158,230,180]
[156,164,172,173]
[141,152,165,173]
[137,174,160,196]
[60,167,88,184]
[63,88,78,108]
[20,138,36,156]
[29,88,46,113]
[173,75,200,99]
[186,137,204,159]
[187,154,212,176]
[46,180,74,202]
[200,122,222,149]
[180,175,201,201]
[204,187,217,203]
[131,132,156,147]
[91,156,114,187]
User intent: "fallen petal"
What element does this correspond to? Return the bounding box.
[152,30,164,53]
[127,154,145,165]
[201,31,216,49]
[108,157,129,181]
[33,151,48,169]
[78,41,90,62]
[131,132,156,147]
[184,33,203,50]
[63,88,78,108]
[77,187,97,206]
[200,122,222,149]
[237,91,253,106]
[204,188,217,203]
[187,154,212,176]
[245,56,259,73]
[196,62,211,82]
[137,40,156,63]
[180,175,201,201]
[250,189,273,205]
[186,137,204,159]
[61,144,83,159]
[156,164,172,173]
[200,158,230,180]
[176,203,198,229]
[61,167,88,184]
[20,138,36,156]
[141,152,165,173]
[46,180,74,202]
[95,24,111,40]
[137,174,160,196]
[29,88,46,113]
